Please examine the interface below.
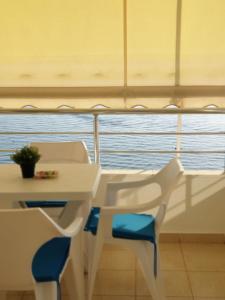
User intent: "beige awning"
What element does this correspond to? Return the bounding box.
[0,0,225,110]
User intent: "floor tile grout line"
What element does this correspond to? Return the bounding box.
[97,269,136,272]
[180,270,225,273]
[168,294,192,298]
[135,256,138,300]
[159,241,186,272]
[179,242,225,273]
[160,268,189,271]
[179,240,194,299]
[98,296,131,298]
[191,298,225,300]
[21,291,26,300]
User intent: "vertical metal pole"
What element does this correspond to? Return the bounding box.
[175,0,182,86]
[176,114,182,158]
[224,151,225,173]
[175,0,182,159]
[93,114,100,164]
[123,0,128,89]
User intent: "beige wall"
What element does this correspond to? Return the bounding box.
[94,171,225,234]
[2,170,224,234]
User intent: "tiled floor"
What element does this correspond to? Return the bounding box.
[4,241,225,300]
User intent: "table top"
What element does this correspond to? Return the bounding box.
[0,163,101,201]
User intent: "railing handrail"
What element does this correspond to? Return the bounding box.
[0,131,225,135]
[0,149,224,154]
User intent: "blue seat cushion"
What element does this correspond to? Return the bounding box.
[32,237,71,282]
[84,207,155,242]
[25,201,67,208]
[84,207,157,276]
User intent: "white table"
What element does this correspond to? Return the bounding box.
[0,163,101,227]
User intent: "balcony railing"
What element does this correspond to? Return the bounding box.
[0,111,225,170]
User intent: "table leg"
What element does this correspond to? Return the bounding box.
[57,201,82,228]
[58,199,91,229]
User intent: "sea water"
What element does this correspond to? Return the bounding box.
[0,113,225,170]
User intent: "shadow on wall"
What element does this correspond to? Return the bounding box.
[94,173,225,234]
[164,175,225,234]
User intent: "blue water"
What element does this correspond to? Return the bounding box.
[0,113,225,170]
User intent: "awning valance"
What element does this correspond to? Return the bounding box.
[1,96,225,111]
[1,0,225,110]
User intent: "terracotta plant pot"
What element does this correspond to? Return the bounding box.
[20,163,36,178]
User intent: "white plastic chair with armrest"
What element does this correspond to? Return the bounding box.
[0,208,85,300]
[84,158,184,300]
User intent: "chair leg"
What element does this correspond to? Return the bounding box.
[86,232,96,273]
[155,250,165,300]
[34,282,58,300]
[65,232,85,300]
[64,258,85,300]
[87,234,104,300]
[135,243,165,300]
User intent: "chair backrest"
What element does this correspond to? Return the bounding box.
[154,158,183,236]
[154,158,183,197]
[0,209,62,290]
[31,141,91,164]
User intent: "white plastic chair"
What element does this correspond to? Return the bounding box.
[31,141,91,164]
[0,208,85,300]
[84,158,183,300]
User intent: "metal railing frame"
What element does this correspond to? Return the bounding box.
[0,110,225,167]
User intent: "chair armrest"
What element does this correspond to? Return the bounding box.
[101,198,159,216]
[107,176,155,191]
[58,217,83,238]
[106,176,156,206]
[39,209,83,238]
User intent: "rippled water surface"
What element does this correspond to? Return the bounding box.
[0,113,225,170]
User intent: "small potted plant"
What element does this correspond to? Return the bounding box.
[10,146,41,178]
